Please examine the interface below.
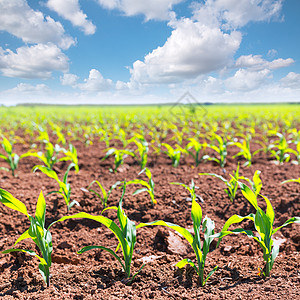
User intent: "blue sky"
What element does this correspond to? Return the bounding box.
[0,0,299,105]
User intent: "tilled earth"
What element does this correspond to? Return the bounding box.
[0,137,299,299]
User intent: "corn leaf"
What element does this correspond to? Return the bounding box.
[0,188,29,217]
[35,191,46,228]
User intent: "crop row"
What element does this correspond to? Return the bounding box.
[1,126,300,178]
[0,165,299,288]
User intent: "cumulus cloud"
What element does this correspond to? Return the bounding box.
[280,72,300,89]
[97,0,184,20]
[0,43,69,79]
[60,73,79,86]
[0,0,75,49]
[46,0,96,35]
[192,0,283,29]
[235,55,294,70]
[129,18,241,84]
[77,69,113,92]
[225,68,272,91]
[9,83,50,93]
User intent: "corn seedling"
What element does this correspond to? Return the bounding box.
[239,170,262,197]
[0,136,21,176]
[0,189,53,287]
[53,185,145,281]
[215,181,300,277]
[60,144,79,172]
[126,168,156,205]
[49,122,67,146]
[103,148,134,172]
[199,164,241,202]
[233,134,252,166]
[86,180,121,208]
[22,141,63,169]
[33,163,79,211]
[138,181,218,286]
[186,138,208,167]
[270,133,294,163]
[162,143,186,167]
[207,134,232,168]
[130,134,149,169]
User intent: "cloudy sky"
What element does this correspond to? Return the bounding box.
[0,0,299,105]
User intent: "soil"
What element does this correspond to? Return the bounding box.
[0,133,299,299]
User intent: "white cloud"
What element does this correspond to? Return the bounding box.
[280,72,300,89]
[129,18,241,84]
[60,73,79,86]
[0,43,69,79]
[0,0,75,49]
[46,0,96,35]
[10,83,50,93]
[77,69,113,91]
[192,0,283,29]
[235,55,294,70]
[225,68,272,91]
[97,0,184,20]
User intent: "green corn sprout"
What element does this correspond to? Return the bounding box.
[53,185,144,281]
[0,136,21,176]
[130,134,149,169]
[233,135,252,166]
[85,180,121,208]
[161,143,186,167]
[126,168,156,205]
[215,181,300,277]
[103,148,134,172]
[49,122,67,146]
[289,142,300,165]
[207,134,232,168]
[33,163,79,211]
[22,141,62,169]
[186,138,208,167]
[270,133,294,163]
[0,189,53,287]
[60,143,79,173]
[138,181,218,286]
[97,128,111,147]
[239,170,262,197]
[199,164,241,202]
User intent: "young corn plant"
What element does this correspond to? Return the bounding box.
[60,143,79,173]
[53,185,145,282]
[199,164,241,202]
[206,134,233,168]
[161,143,187,167]
[0,189,53,287]
[103,148,134,172]
[23,141,62,170]
[233,134,252,166]
[0,136,21,176]
[85,180,121,208]
[215,181,300,277]
[239,170,262,197]
[186,138,208,167]
[138,181,218,286]
[131,134,149,169]
[270,133,294,163]
[33,163,79,211]
[126,168,156,205]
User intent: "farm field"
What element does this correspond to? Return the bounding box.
[0,104,299,299]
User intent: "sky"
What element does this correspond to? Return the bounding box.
[0,0,299,105]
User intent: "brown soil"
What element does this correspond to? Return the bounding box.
[0,136,299,299]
